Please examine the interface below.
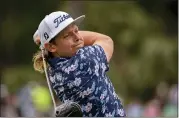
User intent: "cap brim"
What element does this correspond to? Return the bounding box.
[33,30,39,42]
[73,15,85,26]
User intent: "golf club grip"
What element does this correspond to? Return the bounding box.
[55,102,83,117]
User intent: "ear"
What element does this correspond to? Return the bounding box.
[34,36,41,46]
[44,43,57,52]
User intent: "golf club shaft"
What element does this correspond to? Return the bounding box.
[41,48,57,110]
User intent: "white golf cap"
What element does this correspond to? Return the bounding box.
[37,11,85,49]
[33,30,39,42]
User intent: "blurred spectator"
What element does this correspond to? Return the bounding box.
[16,82,36,117]
[1,83,178,117]
[126,98,143,117]
[143,98,161,117]
[31,83,52,117]
[0,84,18,117]
[168,84,178,105]
[162,84,178,117]
[162,103,177,117]
[156,81,170,104]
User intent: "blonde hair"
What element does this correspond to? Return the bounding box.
[32,50,49,73]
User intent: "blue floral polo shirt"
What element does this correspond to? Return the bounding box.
[47,45,126,117]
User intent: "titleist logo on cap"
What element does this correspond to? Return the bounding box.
[54,14,71,28]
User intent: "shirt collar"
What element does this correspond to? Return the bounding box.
[48,57,71,69]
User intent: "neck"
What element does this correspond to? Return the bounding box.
[52,52,71,58]
[51,52,62,58]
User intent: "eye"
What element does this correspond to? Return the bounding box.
[63,34,69,38]
[75,27,79,33]
[74,29,78,33]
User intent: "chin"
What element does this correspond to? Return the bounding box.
[79,44,84,48]
[76,43,84,49]
[73,47,81,55]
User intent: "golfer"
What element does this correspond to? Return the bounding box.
[33,11,126,117]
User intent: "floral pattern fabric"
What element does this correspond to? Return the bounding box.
[48,45,126,117]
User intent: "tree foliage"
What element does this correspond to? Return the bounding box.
[1,1,177,103]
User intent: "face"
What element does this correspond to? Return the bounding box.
[45,23,84,57]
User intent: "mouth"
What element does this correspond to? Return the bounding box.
[73,43,82,48]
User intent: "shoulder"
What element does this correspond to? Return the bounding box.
[75,45,108,65]
[75,45,105,58]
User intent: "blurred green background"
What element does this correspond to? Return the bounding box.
[0,0,178,117]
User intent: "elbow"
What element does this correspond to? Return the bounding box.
[106,36,114,47]
[103,34,113,42]
[104,36,114,62]
[108,36,113,43]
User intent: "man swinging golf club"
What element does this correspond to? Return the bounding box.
[32,11,126,117]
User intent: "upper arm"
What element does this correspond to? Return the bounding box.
[93,37,113,63]
[79,31,114,62]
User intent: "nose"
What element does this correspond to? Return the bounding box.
[73,32,80,42]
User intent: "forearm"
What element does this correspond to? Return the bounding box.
[79,31,110,46]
